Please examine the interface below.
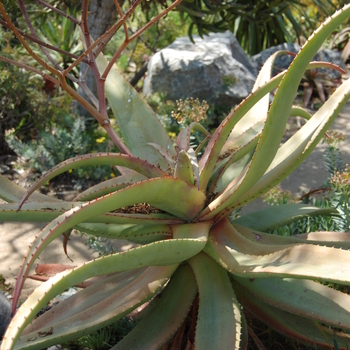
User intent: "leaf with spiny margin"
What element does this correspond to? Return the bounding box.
[188,252,241,350]
[232,203,338,231]
[234,224,350,249]
[6,266,177,350]
[235,285,350,349]
[204,218,350,285]
[174,150,195,185]
[234,276,350,331]
[12,216,210,318]
[112,264,197,350]
[6,221,210,349]
[220,72,350,217]
[76,222,172,244]
[177,122,211,152]
[0,202,184,225]
[223,51,286,143]
[0,174,60,204]
[237,6,350,199]
[209,129,259,194]
[200,67,350,221]
[197,60,333,193]
[74,173,147,201]
[18,153,167,208]
[95,53,176,169]
[147,143,176,169]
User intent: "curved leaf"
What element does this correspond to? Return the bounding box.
[0,202,184,225]
[5,223,209,349]
[77,222,172,244]
[0,174,60,204]
[236,285,350,349]
[95,53,176,169]
[234,276,350,331]
[188,252,241,350]
[74,173,147,201]
[18,153,167,208]
[234,224,350,249]
[112,264,197,350]
[232,203,338,231]
[12,216,210,318]
[13,266,177,350]
[204,218,350,284]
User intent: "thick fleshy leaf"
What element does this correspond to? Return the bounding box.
[177,122,211,152]
[234,224,350,249]
[74,173,147,201]
[174,150,195,185]
[147,143,176,169]
[12,218,210,317]
[112,264,197,350]
[0,202,184,225]
[95,53,176,169]
[6,221,209,349]
[204,218,350,284]
[77,222,172,244]
[236,285,350,349]
[0,174,60,204]
[188,252,241,350]
[12,266,177,350]
[234,276,350,331]
[197,59,337,194]
[18,153,168,208]
[232,203,338,231]
[200,69,350,221]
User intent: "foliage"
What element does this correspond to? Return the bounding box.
[0,58,72,156]
[5,114,116,183]
[2,3,350,350]
[175,0,338,55]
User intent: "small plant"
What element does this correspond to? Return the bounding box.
[2,2,350,350]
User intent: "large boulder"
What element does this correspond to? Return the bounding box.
[0,292,11,338]
[143,31,257,107]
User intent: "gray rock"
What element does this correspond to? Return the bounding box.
[144,31,257,107]
[0,292,11,338]
[251,43,301,74]
[251,43,346,79]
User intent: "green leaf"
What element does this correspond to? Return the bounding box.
[234,276,350,331]
[12,266,177,350]
[6,223,209,349]
[236,284,350,349]
[112,264,197,349]
[0,202,184,225]
[74,173,147,201]
[0,174,60,204]
[18,153,168,208]
[188,252,241,350]
[205,218,350,285]
[77,222,172,244]
[95,53,176,169]
[232,203,338,231]
[2,262,178,350]
[234,224,350,249]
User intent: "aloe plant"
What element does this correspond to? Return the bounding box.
[2,2,350,349]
